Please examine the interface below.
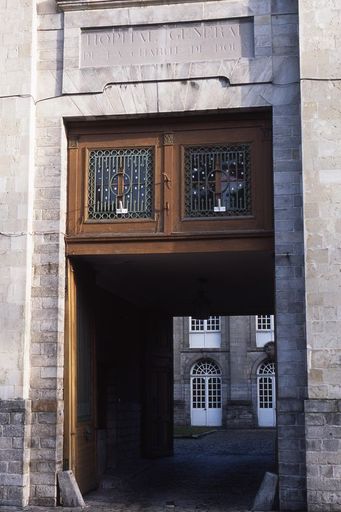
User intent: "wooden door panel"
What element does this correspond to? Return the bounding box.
[143,314,173,458]
[67,264,97,495]
[75,423,96,493]
[67,116,273,241]
[68,132,163,235]
[148,370,173,457]
[171,124,272,234]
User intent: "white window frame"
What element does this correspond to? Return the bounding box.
[189,316,221,332]
[189,317,221,348]
[256,315,274,331]
[255,315,275,348]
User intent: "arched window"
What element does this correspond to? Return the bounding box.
[257,360,276,427]
[191,359,222,427]
[191,359,221,375]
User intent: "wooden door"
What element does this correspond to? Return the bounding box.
[66,262,97,494]
[143,314,173,458]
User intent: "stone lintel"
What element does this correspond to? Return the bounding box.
[56,0,218,10]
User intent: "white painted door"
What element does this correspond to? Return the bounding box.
[206,376,222,426]
[191,376,207,426]
[191,360,222,427]
[257,361,276,427]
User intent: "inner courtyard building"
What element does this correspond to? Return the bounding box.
[173,315,276,429]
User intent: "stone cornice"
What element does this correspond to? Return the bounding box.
[56,0,205,10]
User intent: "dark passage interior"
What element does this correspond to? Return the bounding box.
[87,430,276,511]
[68,249,276,511]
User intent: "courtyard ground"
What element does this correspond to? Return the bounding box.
[85,429,277,512]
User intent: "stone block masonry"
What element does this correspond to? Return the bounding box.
[305,400,341,512]
[300,0,341,510]
[29,399,64,507]
[0,400,31,506]
[0,0,312,509]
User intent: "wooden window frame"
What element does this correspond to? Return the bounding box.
[67,115,273,239]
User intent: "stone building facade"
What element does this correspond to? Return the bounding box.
[173,315,276,429]
[0,1,341,511]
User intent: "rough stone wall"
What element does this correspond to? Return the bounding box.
[0,400,31,506]
[226,403,254,428]
[305,400,341,512]
[299,1,341,510]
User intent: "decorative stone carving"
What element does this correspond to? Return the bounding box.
[61,12,273,94]
[81,20,254,68]
[263,341,275,361]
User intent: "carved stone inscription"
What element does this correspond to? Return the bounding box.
[81,19,254,68]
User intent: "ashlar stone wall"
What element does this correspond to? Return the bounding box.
[0,0,307,509]
[0,0,36,506]
[300,1,341,510]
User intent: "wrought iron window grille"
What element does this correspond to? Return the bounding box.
[184,144,251,218]
[87,148,153,220]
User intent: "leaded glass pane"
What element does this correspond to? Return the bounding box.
[88,148,153,220]
[184,144,251,217]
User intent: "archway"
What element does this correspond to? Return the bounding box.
[65,113,275,508]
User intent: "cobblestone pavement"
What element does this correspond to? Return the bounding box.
[84,429,277,512]
[0,430,277,512]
